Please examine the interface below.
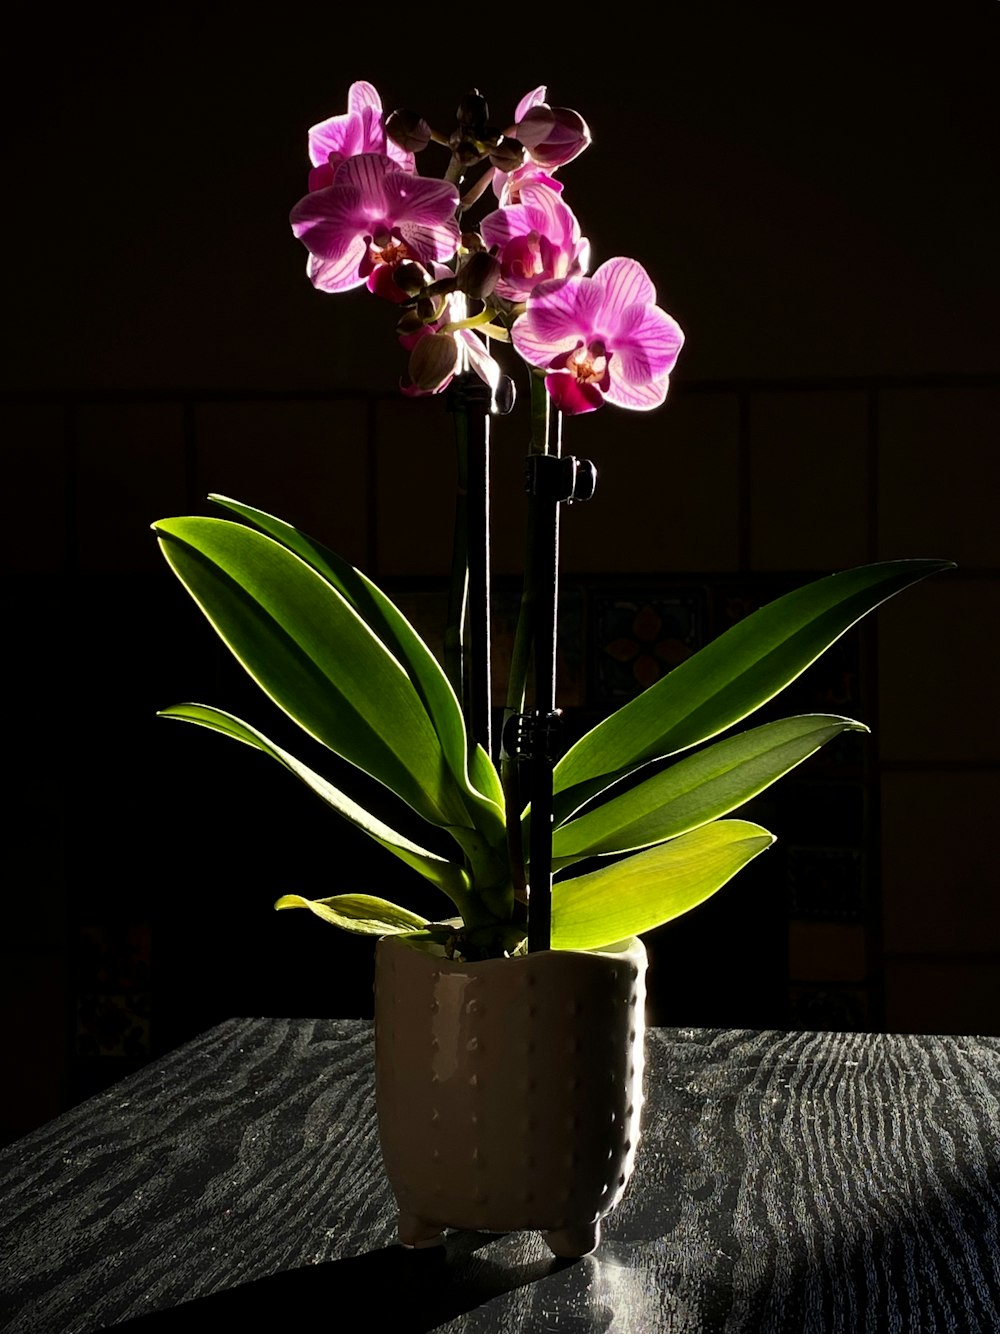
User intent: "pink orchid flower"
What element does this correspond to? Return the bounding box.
[307,80,414,191]
[511,257,684,415]
[480,184,590,303]
[512,85,591,170]
[290,154,461,295]
[492,87,582,202]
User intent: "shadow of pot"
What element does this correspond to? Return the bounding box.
[374,934,646,1258]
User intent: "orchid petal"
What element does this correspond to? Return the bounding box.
[611,303,685,381]
[396,220,461,265]
[347,80,382,118]
[336,152,393,207]
[512,276,604,361]
[514,86,548,122]
[290,185,363,257]
[593,257,658,319]
[307,112,361,168]
[382,169,461,227]
[459,330,502,390]
[603,367,672,411]
[512,311,580,368]
[307,245,367,294]
[520,183,579,244]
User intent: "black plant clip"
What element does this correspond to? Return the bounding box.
[501,707,564,765]
[525,452,597,505]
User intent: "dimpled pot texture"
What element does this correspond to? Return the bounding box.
[374,933,647,1258]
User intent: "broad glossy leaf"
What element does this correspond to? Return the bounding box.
[551,714,866,865]
[209,495,504,839]
[154,516,472,831]
[553,559,952,819]
[274,893,430,935]
[159,702,471,906]
[551,820,775,951]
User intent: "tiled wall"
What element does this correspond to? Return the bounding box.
[3,376,997,1137]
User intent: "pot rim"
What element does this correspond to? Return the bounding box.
[377,932,646,972]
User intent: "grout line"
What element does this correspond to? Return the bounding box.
[738,388,751,573]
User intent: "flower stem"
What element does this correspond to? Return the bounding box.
[446,374,493,760]
[444,417,469,710]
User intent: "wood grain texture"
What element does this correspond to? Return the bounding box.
[1,1022,998,1332]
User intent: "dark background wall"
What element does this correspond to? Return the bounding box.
[3,4,998,1140]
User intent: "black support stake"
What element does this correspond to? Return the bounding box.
[523,452,598,953]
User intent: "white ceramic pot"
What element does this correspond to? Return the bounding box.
[374,933,646,1258]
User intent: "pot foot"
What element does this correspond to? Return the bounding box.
[542,1220,601,1258]
[398,1211,445,1249]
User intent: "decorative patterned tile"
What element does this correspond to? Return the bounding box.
[787,844,865,921]
[73,924,151,1060]
[788,984,869,1032]
[589,586,706,705]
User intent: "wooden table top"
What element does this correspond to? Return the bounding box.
[1,1020,998,1332]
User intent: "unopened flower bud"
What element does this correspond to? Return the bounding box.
[408,332,460,391]
[515,105,591,168]
[393,261,429,296]
[456,90,489,134]
[448,90,502,166]
[489,137,525,174]
[385,109,433,154]
[395,308,427,336]
[457,251,501,301]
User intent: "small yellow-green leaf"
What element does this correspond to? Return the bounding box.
[274,893,430,936]
[551,820,775,951]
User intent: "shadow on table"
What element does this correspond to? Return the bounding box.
[108,1231,583,1333]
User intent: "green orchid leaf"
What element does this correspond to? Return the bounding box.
[553,559,953,819]
[274,893,430,936]
[469,742,505,811]
[551,714,866,865]
[158,702,472,907]
[154,515,473,832]
[551,819,775,951]
[207,495,505,840]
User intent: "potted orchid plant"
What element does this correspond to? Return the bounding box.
[153,81,950,1255]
